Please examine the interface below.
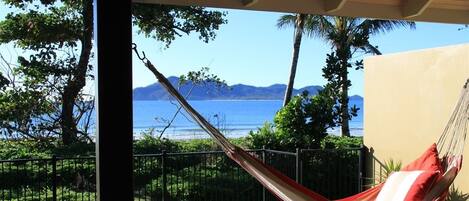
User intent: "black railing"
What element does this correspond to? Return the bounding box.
[1,148,367,201]
[363,154,387,189]
[300,148,362,199]
[0,156,96,201]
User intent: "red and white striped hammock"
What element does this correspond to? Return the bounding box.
[135,47,466,201]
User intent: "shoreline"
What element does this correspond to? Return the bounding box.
[132,127,364,140]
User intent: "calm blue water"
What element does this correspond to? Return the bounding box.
[132,99,363,139]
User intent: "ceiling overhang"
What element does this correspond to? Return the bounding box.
[133,0,469,24]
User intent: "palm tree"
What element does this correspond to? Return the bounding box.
[278,15,415,136]
[278,13,306,107]
[278,14,332,107]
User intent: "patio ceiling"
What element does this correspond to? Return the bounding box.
[133,0,469,24]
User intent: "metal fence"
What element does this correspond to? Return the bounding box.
[0,148,367,201]
[0,156,96,201]
[300,148,363,199]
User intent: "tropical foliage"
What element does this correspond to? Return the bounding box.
[278,15,415,136]
[381,159,402,179]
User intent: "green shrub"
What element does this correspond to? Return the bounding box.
[173,137,251,152]
[275,91,336,149]
[134,131,251,154]
[228,137,251,149]
[52,142,95,157]
[0,139,94,159]
[134,134,181,154]
[247,122,281,150]
[321,135,362,149]
[176,139,218,152]
[0,139,52,159]
[248,91,337,151]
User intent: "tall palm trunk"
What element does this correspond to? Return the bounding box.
[283,14,306,107]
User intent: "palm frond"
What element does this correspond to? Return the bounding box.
[359,19,416,36]
[277,14,297,29]
[381,159,402,179]
[303,15,332,40]
[278,14,333,42]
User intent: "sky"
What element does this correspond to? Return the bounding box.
[132,9,469,96]
[1,5,469,96]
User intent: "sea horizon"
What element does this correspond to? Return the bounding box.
[131,99,364,140]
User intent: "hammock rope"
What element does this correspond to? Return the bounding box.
[132,44,467,201]
[437,79,469,163]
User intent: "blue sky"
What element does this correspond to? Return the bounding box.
[1,5,469,96]
[132,9,469,96]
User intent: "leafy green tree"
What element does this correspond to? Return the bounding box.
[132,4,226,47]
[274,91,336,149]
[0,1,226,144]
[249,90,337,151]
[0,77,57,140]
[278,15,415,136]
[0,0,94,144]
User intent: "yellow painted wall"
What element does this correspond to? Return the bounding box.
[364,43,469,194]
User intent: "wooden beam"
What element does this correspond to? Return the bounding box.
[241,0,258,7]
[402,0,433,18]
[95,0,134,200]
[325,0,347,12]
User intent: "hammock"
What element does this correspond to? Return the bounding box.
[133,46,467,201]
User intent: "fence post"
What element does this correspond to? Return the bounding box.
[52,155,57,201]
[262,146,266,201]
[295,148,300,184]
[161,151,167,201]
[358,145,366,192]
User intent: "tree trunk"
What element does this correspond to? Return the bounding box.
[340,61,350,137]
[61,0,93,145]
[61,87,79,144]
[283,14,306,107]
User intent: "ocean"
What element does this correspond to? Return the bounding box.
[132,99,363,139]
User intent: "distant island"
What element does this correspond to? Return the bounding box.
[133,76,363,100]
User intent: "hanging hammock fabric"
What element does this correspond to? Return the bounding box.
[133,46,466,201]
